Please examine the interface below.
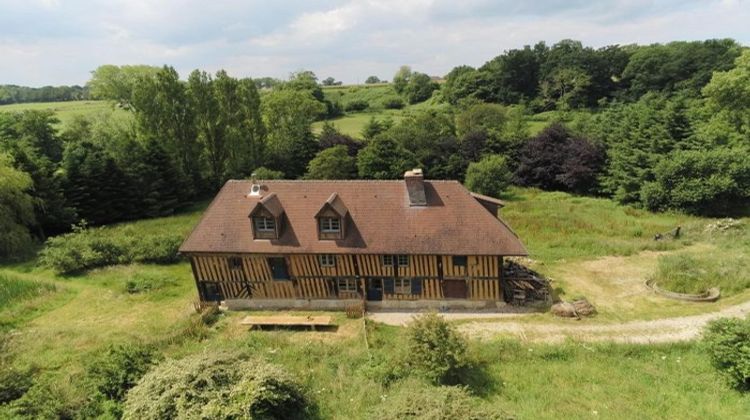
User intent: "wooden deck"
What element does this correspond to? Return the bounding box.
[240,315,333,330]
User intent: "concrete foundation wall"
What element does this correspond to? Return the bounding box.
[223,298,506,311]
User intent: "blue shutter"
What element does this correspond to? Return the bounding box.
[411,279,422,295]
[383,278,395,294]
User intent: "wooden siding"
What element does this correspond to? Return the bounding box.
[288,254,356,278]
[190,253,502,301]
[397,255,438,277]
[356,254,394,276]
[442,255,499,278]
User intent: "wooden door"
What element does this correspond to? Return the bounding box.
[366,278,383,301]
[268,257,289,280]
[442,279,467,299]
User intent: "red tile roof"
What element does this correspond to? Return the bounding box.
[179,180,527,256]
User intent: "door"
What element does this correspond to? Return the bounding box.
[442,279,467,299]
[268,257,290,280]
[366,278,383,301]
[201,282,224,302]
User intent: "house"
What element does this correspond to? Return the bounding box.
[179,169,528,310]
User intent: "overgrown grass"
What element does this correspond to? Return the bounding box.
[0,272,55,307]
[652,224,750,295]
[501,188,698,263]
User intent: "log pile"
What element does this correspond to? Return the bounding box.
[504,261,551,305]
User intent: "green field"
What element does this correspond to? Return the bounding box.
[0,100,128,128]
[1,189,748,418]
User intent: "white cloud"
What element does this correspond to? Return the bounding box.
[0,0,748,85]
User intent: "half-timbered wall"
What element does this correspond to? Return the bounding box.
[190,253,503,302]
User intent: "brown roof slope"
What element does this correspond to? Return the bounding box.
[179,180,527,256]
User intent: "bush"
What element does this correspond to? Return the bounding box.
[123,351,311,420]
[39,226,183,274]
[381,96,405,109]
[344,99,369,112]
[371,379,508,420]
[88,344,160,401]
[464,155,511,198]
[9,373,81,419]
[406,313,471,385]
[703,317,750,391]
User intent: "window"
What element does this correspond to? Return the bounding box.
[318,254,336,267]
[382,255,393,266]
[397,255,409,267]
[452,256,467,267]
[254,217,275,232]
[319,217,341,233]
[394,278,411,294]
[337,277,358,292]
[228,257,242,270]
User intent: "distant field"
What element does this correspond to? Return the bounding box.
[0,100,127,128]
[312,110,405,136]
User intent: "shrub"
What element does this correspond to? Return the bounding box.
[123,351,310,420]
[9,373,81,419]
[406,313,471,385]
[703,316,750,391]
[344,99,369,112]
[381,96,405,109]
[39,226,183,274]
[88,344,160,401]
[464,154,511,198]
[305,145,357,180]
[371,379,508,420]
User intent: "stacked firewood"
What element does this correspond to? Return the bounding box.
[503,261,551,304]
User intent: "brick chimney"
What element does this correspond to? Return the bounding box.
[404,168,427,206]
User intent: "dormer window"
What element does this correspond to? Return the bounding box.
[315,192,348,240]
[254,217,276,232]
[320,217,340,233]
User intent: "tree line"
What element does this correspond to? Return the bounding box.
[1,39,749,260]
[0,84,89,105]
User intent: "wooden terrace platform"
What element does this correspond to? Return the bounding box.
[240,315,334,331]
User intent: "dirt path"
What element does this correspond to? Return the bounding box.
[367,245,750,343]
[367,299,750,343]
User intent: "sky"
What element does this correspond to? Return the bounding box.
[1,0,749,87]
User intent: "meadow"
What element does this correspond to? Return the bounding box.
[0,100,126,128]
[1,188,749,418]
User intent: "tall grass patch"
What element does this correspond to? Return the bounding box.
[0,272,55,307]
[501,188,697,263]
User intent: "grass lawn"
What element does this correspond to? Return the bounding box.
[0,100,130,128]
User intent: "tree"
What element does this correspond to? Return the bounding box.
[251,166,285,180]
[305,145,356,179]
[442,65,481,105]
[88,65,160,108]
[515,123,605,194]
[132,66,201,195]
[318,122,362,156]
[364,76,381,84]
[477,44,544,104]
[360,116,392,141]
[403,72,438,104]
[641,146,750,216]
[392,65,412,94]
[357,136,416,179]
[0,153,36,258]
[464,155,511,198]
[321,77,340,86]
[456,103,510,153]
[700,50,750,143]
[262,89,325,178]
[540,67,592,110]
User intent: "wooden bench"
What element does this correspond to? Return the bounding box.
[240,315,333,331]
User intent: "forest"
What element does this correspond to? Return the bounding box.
[1,39,750,260]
